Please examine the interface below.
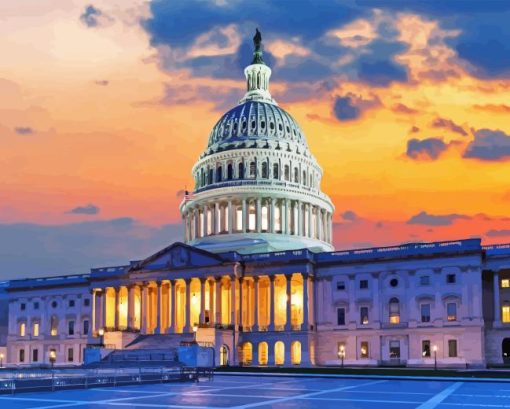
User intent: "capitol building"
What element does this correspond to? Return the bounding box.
[6,32,510,369]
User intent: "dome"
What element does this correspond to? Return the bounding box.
[207,101,308,150]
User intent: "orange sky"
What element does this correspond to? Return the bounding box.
[2,1,510,276]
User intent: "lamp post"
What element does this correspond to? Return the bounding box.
[0,353,4,369]
[433,345,437,370]
[49,350,56,391]
[338,345,345,368]
[98,328,104,347]
[193,325,198,344]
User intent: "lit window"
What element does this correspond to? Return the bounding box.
[337,342,346,358]
[33,322,39,337]
[248,204,256,231]
[422,340,431,357]
[502,306,510,323]
[390,340,401,359]
[420,276,430,286]
[502,279,510,288]
[19,322,26,337]
[448,340,457,357]
[447,302,457,321]
[421,304,431,323]
[261,205,268,231]
[360,307,369,325]
[389,298,400,324]
[360,341,369,358]
[50,316,58,336]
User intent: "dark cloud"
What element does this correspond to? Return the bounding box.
[432,117,467,136]
[357,58,408,86]
[0,219,183,279]
[392,103,417,115]
[406,137,448,160]
[486,229,510,237]
[14,126,34,135]
[341,210,358,221]
[67,204,100,215]
[94,80,109,86]
[463,128,510,161]
[79,4,113,28]
[407,211,469,226]
[333,93,381,121]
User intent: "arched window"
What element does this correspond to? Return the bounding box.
[275,341,285,365]
[208,169,214,185]
[273,163,279,180]
[220,345,229,366]
[216,166,222,183]
[294,168,299,183]
[240,342,253,366]
[291,341,301,365]
[261,162,268,178]
[389,298,400,324]
[302,170,307,186]
[227,164,233,180]
[201,169,205,187]
[309,174,313,187]
[238,162,244,179]
[250,161,256,178]
[248,203,256,231]
[284,165,290,181]
[258,342,268,365]
[261,203,269,232]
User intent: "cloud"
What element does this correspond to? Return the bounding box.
[341,210,358,221]
[407,211,469,226]
[333,93,381,121]
[486,229,510,237]
[0,219,183,279]
[473,104,510,113]
[392,103,417,114]
[14,126,34,135]
[94,80,109,86]
[409,126,420,133]
[463,128,510,161]
[67,204,100,215]
[79,4,113,28]
[406,137,449,160]
[357,58,408,86]
[432,117,467,136]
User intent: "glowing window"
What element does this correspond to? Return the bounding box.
[502,279,510,288]
[360,341,369,358]
[261,205,268,231]
[275,341,285,365]
[447,302,457,321]
[248,204,256,231]
[19,322,26,337]
[502,306,510,323]
[33,322,39,337]
[389,298,400,324]
[291,341,301,365]
[235,206,243,231]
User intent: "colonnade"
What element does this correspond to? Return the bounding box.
[91,273,313,336]
[184,198,332,244]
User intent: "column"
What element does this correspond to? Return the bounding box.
[141,284,148,334]
[168,280,175,333]
[113,288,119,330]
[98,290,105,332]
[494,270,501,324]
[242,199,247,233]
[303,274,309,331]
[285,274,292,331]
[208,279,214,325]
[184,279,192,332]
[239,277,244,330]
[200,278,206,325]
[127,286,135,330]
[203,205,209,236]
[256,198,261,233]
[254,277,260,331]
[91,290,97,334]
[283,199,289,235]
[269,277,275,331]
[308,204,312,238]
[102,289,108,331]
[215,203,220,234]
[228,201,233,234]
[155,282,162,334]
[230,277,237,327]
[215,277,222,325]
[297,202,302,236]
[270,199,275,233]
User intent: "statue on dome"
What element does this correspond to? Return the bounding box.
[251,28,265,65]
[253,28,262,51]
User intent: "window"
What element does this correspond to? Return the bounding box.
[50,316,58,336]
[273,163,279,179]
[69,300,75,308]
[68,348,74,362]
[390,278,398,287]
[336,281,345,290]
[19,322,26,337]
[360,341,369,358]
[446,274,456,284]
[20,303,26,311]
[360,307,369,325]
[337,308,346,326]
[33,322,39,337]
[261,162,268,178]
[19,349,25,363]
[360,280,368,289]
[34,302,40,310]
[502,279,510,288]
[503,306,510,323]
[422,340,431,357]
[448,340,458,357]
[420,275,430,286]
[337,342,346,358]
[284,165,290,181]
[248,203,256,231]
[32,349,39,362]
[83,320,89,335]
[238,162,244,179]
[261,205,268,231]
[447,302,457,321]
[293,168,299,183]
[227,164,233,180]
[421,304,431,323]
[249,161,256,177]
[84,298,90,307]
[389,298,400,324]
[389,340,401,359]
[68,320,75,335]
[51,301,57,308]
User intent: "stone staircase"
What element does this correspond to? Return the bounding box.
[125,333,195,350]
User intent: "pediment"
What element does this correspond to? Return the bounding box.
[130,242,224,272]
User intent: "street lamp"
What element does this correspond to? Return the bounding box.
[0,353,4,368]
[49,350,56,369]
[192,325,198,343]
[338,345,345,368]
[98,328,105,347]
[432,345,438,370]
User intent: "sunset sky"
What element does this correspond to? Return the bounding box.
[2,0,510,278]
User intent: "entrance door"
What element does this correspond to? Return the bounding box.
[389,340,401,361]
[502,339,510,363]
[220,345,229,366]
